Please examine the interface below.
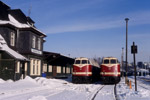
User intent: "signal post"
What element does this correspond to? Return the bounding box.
[131,42,138,91]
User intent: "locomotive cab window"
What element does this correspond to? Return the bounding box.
[104,59,109,64]
[75,60,80,64]
[111,59,117,64]
[82,60,88,64]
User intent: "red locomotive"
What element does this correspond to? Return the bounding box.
[100,57,120,84]
[72,57,100,83]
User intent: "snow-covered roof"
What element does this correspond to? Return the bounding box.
[0,34,29,61]
[8,14,30,28]
[0,14,46,36]
[137,68,149,72]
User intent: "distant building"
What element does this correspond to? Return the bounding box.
[43,51,74,78]
[137,62,143,68]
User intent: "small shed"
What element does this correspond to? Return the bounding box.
[43,51,74,78]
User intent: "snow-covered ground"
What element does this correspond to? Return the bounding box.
[117,76,150,100]
[0,76,150,100]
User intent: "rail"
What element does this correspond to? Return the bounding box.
[90,85,105,100]
[114,84,120,100]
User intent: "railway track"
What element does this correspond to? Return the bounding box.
[137,78,150,90]
[139,77,150,82]
[89,84,119,100]
[90,85,105,100]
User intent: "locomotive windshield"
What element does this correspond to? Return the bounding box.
[75,60,80,64]
[82,60,90,64]
[104,59,109,64]
[103,59,118,64]
[82,60,87,64]
[111,59,117,64]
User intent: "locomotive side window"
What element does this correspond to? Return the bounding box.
[104,59,109,64]
[75,60,80,64]
[111,59,117,64]
[82,60,87,64]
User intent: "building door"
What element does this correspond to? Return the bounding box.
[21,62,27,79]
[52,66,57,77]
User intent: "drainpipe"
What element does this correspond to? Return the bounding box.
[14,59,16,81]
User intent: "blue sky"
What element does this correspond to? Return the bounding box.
[2,0,150,62]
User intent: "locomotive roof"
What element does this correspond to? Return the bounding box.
[103,57,118,60]
[75,57,88,60]
[74,57,100,67]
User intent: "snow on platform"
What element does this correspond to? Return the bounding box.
[0,76,150,100]
[117,76,150,100]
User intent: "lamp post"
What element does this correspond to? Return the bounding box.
[125,18,129,83]
[121,47,124,78]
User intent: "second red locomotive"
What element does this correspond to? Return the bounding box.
[100,57,120,84]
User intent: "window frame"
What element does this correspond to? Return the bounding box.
[32,35,36,48]
[10,32,15,46]
[38,38,41,50]
[15,61,20,73]
[30,58,41,76]
[57,66,61,73]
[48,65,52,72]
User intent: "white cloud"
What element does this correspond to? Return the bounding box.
[43,19,123,34]
[42,10,150,34]
[129,33,150,39]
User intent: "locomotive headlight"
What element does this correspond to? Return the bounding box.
[115,67,117,71]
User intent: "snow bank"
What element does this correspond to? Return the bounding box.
[117,78,150,100]
[24,76,37,83]
[0,79,5,83]
[34,77,69,88]
[28,96,47,100]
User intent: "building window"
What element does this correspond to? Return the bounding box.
[32,36,36,48]
[10,32,15,46]
[57,66,61,73]
[16,61,20,73]
[25,62,27,72]
[67,67,70,73]
[48,65,52,72]
[38,38,41,50]
[30,58,41,75]
[63,67,66,73]
[43,64,47,72]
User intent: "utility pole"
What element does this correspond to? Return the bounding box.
[125,18,129,83]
